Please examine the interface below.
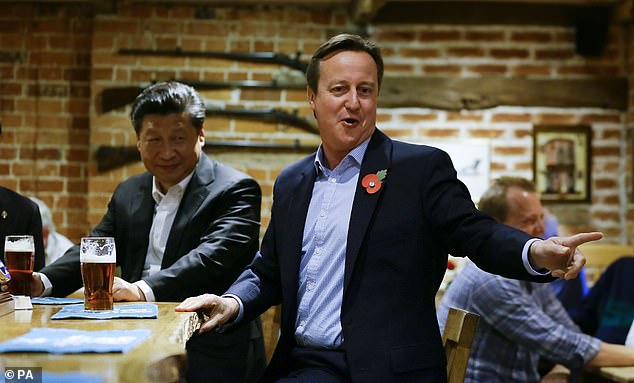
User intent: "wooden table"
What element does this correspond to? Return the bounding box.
[597,366,634,383]
[0,301,200,383]
[585,366,634,383]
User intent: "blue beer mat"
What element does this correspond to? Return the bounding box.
[50,303,158,320]
[42,371,104,383]
[31,297,84,305]
[0,328,151,353]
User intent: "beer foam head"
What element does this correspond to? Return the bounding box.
[4,236,34,252]
[80,237,116,263]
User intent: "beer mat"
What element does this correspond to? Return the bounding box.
[50,303,158,320]
[0,328,151,354]
[31,297,84,305]
[42,372,103,383]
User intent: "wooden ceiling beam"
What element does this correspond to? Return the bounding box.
[378,76,628,110]
[351,0,388,23]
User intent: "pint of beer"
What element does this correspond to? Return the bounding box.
[3,235,35,296]
[80,237,116,311]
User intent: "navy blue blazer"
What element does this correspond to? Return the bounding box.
[229,129,538,383]
[0,186,45,271]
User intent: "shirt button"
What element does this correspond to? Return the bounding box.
[320,211,326,218]
[315,248,321,254]
[329,178,336,183]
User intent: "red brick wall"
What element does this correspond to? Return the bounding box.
[0,3,632,245]
[0,4,91,240]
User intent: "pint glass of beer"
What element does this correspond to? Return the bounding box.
[80,237,116,311]
[3,235,35,296]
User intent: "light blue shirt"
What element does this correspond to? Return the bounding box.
[294,138,370,349]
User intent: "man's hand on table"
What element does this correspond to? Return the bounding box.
[113,277,146,301]
[0,273,45,297]
[529,232,603,279]
[175,294,239,334]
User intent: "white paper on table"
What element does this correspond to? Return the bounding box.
[12,295,32,310]
[625,318,634,348]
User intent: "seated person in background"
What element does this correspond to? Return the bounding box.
[31,82,266,383]
[437,176,634,383]
[545,209,589,318]
[0,186,45,271]
[29,197,74,265]
[573,256,634,345]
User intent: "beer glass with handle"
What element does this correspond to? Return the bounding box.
[4,235,35,296]
[80,237,116,311]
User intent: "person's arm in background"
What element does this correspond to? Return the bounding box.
[470,276,600,371]
[35,184,122,298]
[586,342,634,366]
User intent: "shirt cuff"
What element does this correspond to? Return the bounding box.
[37,272,53,297]
[133,280,154,302]
[217,293,244,332]
[522,238,551,276]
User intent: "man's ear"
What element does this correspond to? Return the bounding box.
[199,126,205,147]
[136,139,141,152]
[307,87,315,107]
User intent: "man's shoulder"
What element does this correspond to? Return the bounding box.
[277,153,315,182]
[0,187,37,212]
[391,139,447,159]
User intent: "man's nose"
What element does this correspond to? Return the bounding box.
[345,90,360,110]
[158,141,177,157]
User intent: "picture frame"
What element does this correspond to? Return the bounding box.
[533,125,591,203]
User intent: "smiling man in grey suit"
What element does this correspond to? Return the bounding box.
[31,82,266,383]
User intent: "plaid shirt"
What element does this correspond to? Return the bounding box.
[437,261,601,383]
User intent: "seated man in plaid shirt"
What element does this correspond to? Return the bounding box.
[437,177,634,383]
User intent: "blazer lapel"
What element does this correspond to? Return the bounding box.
[162,154,214,267]
[281,157,316,316]
[344,130,392,294]
[126,176,154,281]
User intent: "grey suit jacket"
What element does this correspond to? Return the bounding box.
[41,153,261,301]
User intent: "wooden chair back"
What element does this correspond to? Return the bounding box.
[578,243,633,287]
[442,307,480,383]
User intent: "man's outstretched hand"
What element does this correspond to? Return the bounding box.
[175,294,239,334]
[530,232,603,279]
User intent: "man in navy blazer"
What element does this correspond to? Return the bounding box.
[0,186,45,272]
[32,82,266,383]
[177,35,602,382]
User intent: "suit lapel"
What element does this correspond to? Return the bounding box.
[162,154,214,267]
[127,176,154,281]
[344,130,392,294]
[282,157,316,315]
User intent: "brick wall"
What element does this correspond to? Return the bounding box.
[0,4,92,240]
[0,2,631,244]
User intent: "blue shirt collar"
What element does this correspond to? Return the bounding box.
[313,136,371,175]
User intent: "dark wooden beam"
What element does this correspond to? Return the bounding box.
[371,1,613,25]
[379,76,628,110]
[351,0,388,23]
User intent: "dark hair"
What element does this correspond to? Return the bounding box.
[478,176,537,222]
[130,81,205,135]
[306,33,384,93]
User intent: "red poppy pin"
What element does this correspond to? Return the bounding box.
[361,169,388,194]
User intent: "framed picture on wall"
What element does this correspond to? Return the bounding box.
[533,125,591,203]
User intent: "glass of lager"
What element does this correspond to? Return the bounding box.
[4,235,35,296]
[80,237,116,311]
